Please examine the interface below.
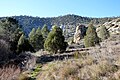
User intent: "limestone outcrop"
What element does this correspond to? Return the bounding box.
[74,25,86,43]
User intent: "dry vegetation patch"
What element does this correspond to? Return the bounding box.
[0,65,21,80]
[36,53,120,80]
[36,35,120,80]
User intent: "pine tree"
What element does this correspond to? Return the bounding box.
[18,34,25,46]
[99,26,110,41]
[17,34,34,53]
[10,28,23,52]
[35,27,44,50]
[29,27,44,51]
[41,24,49,39]
[17,34,26,53]
[29,28,36,38]
[29,28,36,41]
[44,25,68,54]
[29,28,36,48]
[36,27,41,35]
[0,17,24,53]
[84,23,99,47]
[0,17,20,41]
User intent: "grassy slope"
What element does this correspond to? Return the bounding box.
[18,35,120,80]
[35,35,120,80]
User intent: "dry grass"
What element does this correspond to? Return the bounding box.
[36,55,120,80]
[36,40,120,80]
[0,65,21,80]
[18,71,31,80]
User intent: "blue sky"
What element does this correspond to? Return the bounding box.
[0,0,120,17]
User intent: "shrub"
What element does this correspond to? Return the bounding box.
[18,73,31,80]
[99,26,110,41]
[74,51,79,59]
[30,64,42,78]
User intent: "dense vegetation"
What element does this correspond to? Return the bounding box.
[0,17,24,53]
[29,27,44,51]
[0,17,68,64]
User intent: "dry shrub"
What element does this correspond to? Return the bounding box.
[80,55,94,66]
[74,51,89,59]
[59,64,79,79]
[37,60,80,80]
[74,51,79,59]
[0,64,21,80]
[36,54,120,80]
[18,71,31,80]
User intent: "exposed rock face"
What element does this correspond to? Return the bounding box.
[97,18,120,35]
[74,25,86,43]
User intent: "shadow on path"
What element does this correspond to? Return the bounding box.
[36,48,89,64]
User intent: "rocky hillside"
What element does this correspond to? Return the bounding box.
[0,14,119,36]
[97,18,120,36]
[103,18,120,34]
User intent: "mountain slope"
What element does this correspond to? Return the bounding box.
[0,14,119,36]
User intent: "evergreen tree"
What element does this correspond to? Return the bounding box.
[36,27,41,34]
[0,17,20,40]
[29,28,36,48]
[29,27,44,51]
[84,23,99,47]
[0,17,24,53]
[17,34,25,53]
[99,26,110,41]
[10,28,24,52]
[44,25,68,54]
[17,34,34,53]
[41,24,49,39]
[29,28,36,39]
[35,27,44,50]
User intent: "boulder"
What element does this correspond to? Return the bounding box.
[73,24,86,43]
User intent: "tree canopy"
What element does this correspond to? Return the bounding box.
[84,23,99,47]
[44,25,68,54]
[29,27,44,51]
[0,17,24,53]
[41,24,49,39]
